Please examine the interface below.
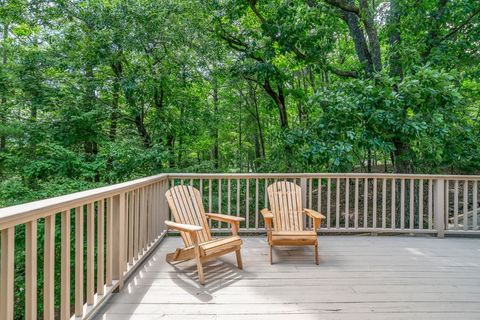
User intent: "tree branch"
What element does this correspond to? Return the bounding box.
[323,0,359,15]
[328,65,359,78]
[440,6,480,41]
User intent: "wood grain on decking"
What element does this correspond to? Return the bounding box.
[94,236,480,320]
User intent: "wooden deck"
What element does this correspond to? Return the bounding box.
[94,236,480,320]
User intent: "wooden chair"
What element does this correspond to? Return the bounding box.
[261,181,326,264]
[165,185,245,285]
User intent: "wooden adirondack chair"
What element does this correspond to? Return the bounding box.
[165,185,245,285]
[261,181,326,264]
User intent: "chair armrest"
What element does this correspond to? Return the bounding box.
[206,213,245,224]
[165,220,203,233]
[260,208,274,220]
[303,208,326,220]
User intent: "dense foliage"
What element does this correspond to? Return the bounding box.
[1,1,479,318]
[1,0,479,207]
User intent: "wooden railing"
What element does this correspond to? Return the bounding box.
[169,173,480,236]
[0,173,479,319]
[0,174,169,320]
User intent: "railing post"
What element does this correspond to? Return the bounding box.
[112,192,126,289]
[300,178,307,207]
[0,227,14,320]
[300,178,307,228]
[434,178,445,238]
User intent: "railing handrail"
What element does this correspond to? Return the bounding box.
[3,172,480,229]
[169,172,480,179]
[0,173,168,229]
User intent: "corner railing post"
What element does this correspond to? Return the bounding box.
[434,178,445,238]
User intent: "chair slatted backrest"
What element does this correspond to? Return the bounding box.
[267,181,304,231]
[166,185,212,246]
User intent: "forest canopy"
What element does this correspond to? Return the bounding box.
[1,0,480,207]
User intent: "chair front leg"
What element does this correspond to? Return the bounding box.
[265,218,273,245]
[190,232,205,285]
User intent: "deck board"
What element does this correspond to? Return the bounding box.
[94,236,480,320]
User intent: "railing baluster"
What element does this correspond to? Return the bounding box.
[345,178,349,229]
[208,179,212,228]
[149,185,153,243]
[0,227,14,320]
[141,187,147,250]
[454,180,459,230]
[97,199,105,295]
[25,220,37,320]
[237,179,240,217]
[264,178,268,211]
[391,179,396,229]
[61,211,71,319]
[134,190,139,260]
[419,179,424,229]
[227,179,231,215]
[464,180,469,230]
[400,179,405,229]
[75,206,83,316]
[410,179,414,229]
[472,181,478,230]
[87,203,95,305]
[44,215,56,319]
[317,178,322,213]
[327,178,331,228]
[117,193,126,288]
[308,178,312,228]
[246,178,250,229]
[128,192,134,265]
[382,179,387,229]
[255,178,259,230]
[106,199,113,286]
[354,178,359,229]
[373,178,377,229]
[428,179,433,230]
[336,178,340,229]
[363,178,368,228]
[218,178,222,229]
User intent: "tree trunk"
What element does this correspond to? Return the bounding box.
[110,60,122,142]
[134,111,152,149]
[388,0,403,80]
[359,0,382,71]
[238,100,243,171]
[393,139,411,173]
[0,23,8,151]
[263,79,288,129]
[250,84,266,158]
[341,10,374,74]
[212,81,219,169]
[167,134,175,168]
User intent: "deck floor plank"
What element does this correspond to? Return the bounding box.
[94,236,480,320]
